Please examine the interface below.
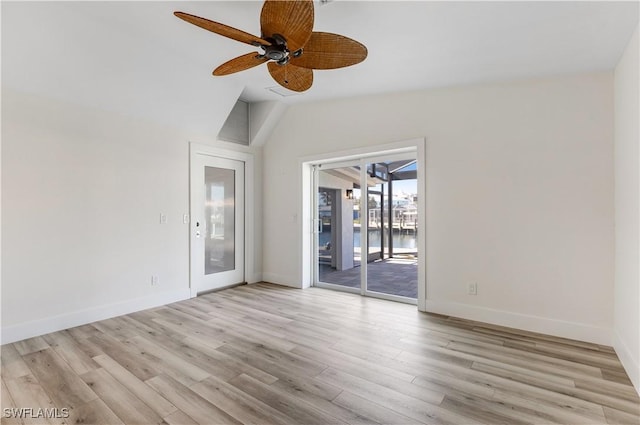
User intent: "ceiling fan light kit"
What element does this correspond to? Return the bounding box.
[174,0,367,92]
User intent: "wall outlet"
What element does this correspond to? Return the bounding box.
[151,275,159,286]
[468,282,477,295]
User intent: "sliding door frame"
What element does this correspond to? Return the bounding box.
[361,151,418,304]
[312,158,364,296]
[301,138,426,310]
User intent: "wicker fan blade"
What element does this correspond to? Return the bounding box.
[260,0,313,52]
[267,62,313,92]
[291,32,367,70]
[213,53,269,76]
[175,12,271,47]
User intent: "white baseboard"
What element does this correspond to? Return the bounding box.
[247,272,263,284]
[261,272,302,288]
[613,331,640,396]
[424,299,612,346]
[1,288,191,345]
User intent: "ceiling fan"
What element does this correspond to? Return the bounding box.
[174,0,367,92]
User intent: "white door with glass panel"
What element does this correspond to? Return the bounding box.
[191,154,245,294]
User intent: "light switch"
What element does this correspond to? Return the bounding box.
[160,213,167,224]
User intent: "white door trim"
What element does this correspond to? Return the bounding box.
[189,143,256,298]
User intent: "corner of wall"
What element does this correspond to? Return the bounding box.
[261,273,304,289]
[613,23,640,396]
[249,101,288,147]
[613,330,640,395]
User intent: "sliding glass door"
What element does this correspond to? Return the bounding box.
[315,162,361,292]
[313,154,418,303]
[364,160,418,299]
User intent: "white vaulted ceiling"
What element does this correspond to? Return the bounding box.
[2,1,638,134]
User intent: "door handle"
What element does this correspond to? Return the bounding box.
[314,219,322,234]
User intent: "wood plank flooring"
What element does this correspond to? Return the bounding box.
[1,283,638,424]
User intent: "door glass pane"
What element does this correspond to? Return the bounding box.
[317,167,359,288]
[366,160,418,299]
[204,166,235,275]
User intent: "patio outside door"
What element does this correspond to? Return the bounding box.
[313,152,418,303]
[191,154,245,294]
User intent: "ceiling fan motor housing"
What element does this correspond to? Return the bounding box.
[264,34,291,65]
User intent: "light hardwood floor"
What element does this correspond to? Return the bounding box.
[1,283,639,425]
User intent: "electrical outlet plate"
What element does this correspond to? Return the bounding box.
[468,282,477,295]
[151,275,159,286]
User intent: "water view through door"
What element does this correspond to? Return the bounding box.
[315,156,418,301]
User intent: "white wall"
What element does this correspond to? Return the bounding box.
[263,72,615,344]
[1,88,263,343]
[613,26,640,394]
